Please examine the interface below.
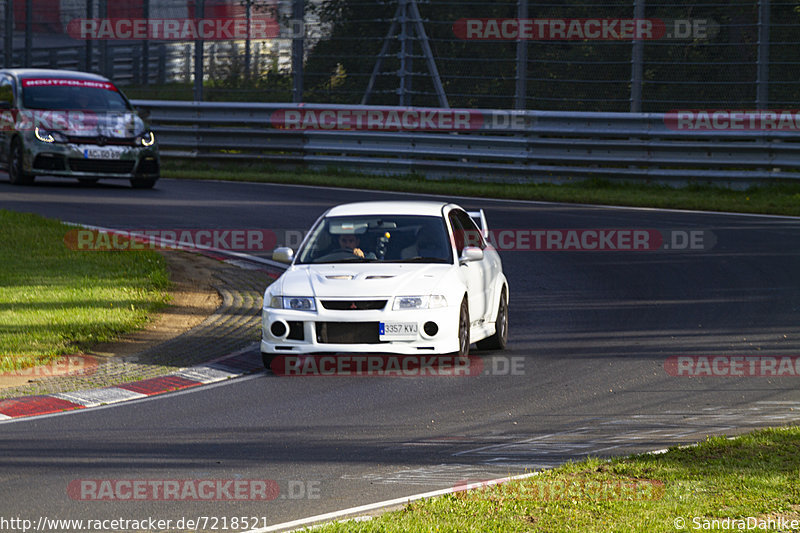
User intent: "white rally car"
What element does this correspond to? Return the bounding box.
[260,201,508,367]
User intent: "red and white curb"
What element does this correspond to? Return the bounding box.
[0,221,287,422]
[0,344,262,420]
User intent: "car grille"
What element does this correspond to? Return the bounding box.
[33,154,66,171]
[68,159,135,174]
[320,300,387,311]
[66,135,133,146]
[316,322,380,344]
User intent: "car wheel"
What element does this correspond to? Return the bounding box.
[8,138,34,185]
[261,352,274,370]
[130,177,157,189]
[477,289,508,351]
[457,297,470,357]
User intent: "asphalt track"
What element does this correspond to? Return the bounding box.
[1,176,800,531]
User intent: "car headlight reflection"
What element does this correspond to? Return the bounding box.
[138,131,155,147]
[392,295,447,310]
[269,296,316,311]
[35,127,66,143]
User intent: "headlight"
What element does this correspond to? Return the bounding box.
[269,296,316,311]
[34,127,66,143]
[392,295,447,310]
[137,131,155,147]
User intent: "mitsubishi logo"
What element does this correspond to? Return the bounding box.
[350,302,358,310]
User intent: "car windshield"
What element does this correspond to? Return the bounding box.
[296,215,453,264]
[21,81,131,112]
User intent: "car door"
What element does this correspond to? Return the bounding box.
[449,209,488,326]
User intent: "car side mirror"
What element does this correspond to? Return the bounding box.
[272,247,294,263]
[459,246,483,264]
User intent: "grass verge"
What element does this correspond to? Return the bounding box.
[0,210,169,372]
[163,162,800,217]
[311,427,800,532]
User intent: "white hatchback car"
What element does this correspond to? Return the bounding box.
[260,201,508,367]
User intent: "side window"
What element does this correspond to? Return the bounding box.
[448,212,465,257]
[0,76,13,108]
[454,210,486,250]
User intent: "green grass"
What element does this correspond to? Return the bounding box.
[0,210,169,372]
[311,427,800,532]
[163,161,800,217]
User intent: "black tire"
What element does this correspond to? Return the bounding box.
[8,138,34,185]
[457,297,470,357]
[261,352,274,370]
[130,177,157,189]
[477,289,508,351]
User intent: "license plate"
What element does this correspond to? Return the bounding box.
[379,322,418,340]
[83,147,123,160]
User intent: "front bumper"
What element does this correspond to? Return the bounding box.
[261,305,460,355]
[24,140,159,179]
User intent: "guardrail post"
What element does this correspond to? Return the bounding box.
[157,44,166,85]
[756,0,770,109]
[99,0,108,76]
[24,0,31,66]
[84,0,93,71]
[4,0,13,68]
[105,44,114,79]
[399,0,411,106]
[514,0,528,110]
[291,0,305,103]
[193,0,204,101]
[244,0,251,81]
[141,0,150,85]
[630,0,645,112]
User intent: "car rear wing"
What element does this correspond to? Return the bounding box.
[467,209,489,239]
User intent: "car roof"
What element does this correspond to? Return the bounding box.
[0,68,112,83]
[325,201,457,218]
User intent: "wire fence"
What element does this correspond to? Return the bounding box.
[1,0,798,111]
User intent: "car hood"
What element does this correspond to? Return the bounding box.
[275,263,453,298]
[18,110,147,137]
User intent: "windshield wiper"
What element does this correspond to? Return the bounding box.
[314,256,376,264]
[393,256,449,263]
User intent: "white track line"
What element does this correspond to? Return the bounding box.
[173,177,800,221]
[245,472,540,533]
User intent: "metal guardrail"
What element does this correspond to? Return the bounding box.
[131,100,800,183]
